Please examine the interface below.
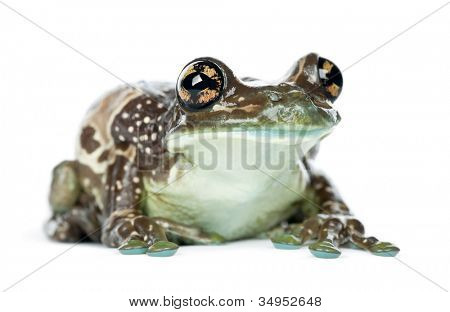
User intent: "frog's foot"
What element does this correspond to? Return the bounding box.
[348,236,399,257]
[348,231,399,257]
[270,216,344,259]
[271,215,399,258]
[345,218,399,257]
[101,209,179,257]
[46,206,101,242]
[271,216,321,250]
[306,217,399,258]
[118,239,179,257]
[308,217,343,259]
[46,213,85,242]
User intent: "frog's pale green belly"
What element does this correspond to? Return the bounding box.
[143,163,309,241]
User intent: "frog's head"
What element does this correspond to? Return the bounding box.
[167,54,343,165]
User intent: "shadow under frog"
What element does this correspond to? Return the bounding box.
[46,53,399,258]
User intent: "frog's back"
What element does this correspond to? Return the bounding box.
[74,82,176,211]
[76,82,175,175]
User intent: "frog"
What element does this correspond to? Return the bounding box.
[46,53,399,258]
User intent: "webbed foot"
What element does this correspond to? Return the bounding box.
[269,215,399,259]
[347,219,400,257]
[102,209,179,257]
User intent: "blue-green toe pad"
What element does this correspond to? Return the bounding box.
[147,241,179,257]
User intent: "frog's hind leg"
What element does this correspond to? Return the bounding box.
[46,161,101,242]
[48,161,80,214]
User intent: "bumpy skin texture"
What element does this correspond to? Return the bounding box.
[46,53,399,258]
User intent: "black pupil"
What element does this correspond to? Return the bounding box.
[182,72,218,97]
[318,57,343,90]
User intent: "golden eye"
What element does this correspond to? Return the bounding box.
[317,57,343,102]
[177,60,224,111]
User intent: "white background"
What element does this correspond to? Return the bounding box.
[0,0,449,311]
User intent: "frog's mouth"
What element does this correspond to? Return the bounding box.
[165,124,333,169]
[168,125,330,145]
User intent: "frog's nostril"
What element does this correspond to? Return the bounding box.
[268,92,282,102]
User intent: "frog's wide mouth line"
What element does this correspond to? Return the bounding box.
[166,126,333,147]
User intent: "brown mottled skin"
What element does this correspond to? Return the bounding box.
[46,53,399,258]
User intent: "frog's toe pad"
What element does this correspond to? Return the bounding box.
[118,239,148,255]
[147,241,179,257]
[369,242,399,257]
[271,234,302,250]
[309,240,341,259]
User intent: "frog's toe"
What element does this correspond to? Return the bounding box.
[118,239,148,255]
[271,234,302,250]
[147,241,179,257]
[309,240,341,259]
[369,242,399,257]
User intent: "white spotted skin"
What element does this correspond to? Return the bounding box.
[75,81,174,210]
[76,86,139,175]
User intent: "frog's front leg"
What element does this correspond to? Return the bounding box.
[308,172,399,258]
[101,208,179,256]
[100,156,178,256]
[344,218,400,257]
[272,163,400,258]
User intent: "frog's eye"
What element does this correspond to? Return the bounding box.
[176,60,224,111]
[317,57,343,102]
[285,53,343,103]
